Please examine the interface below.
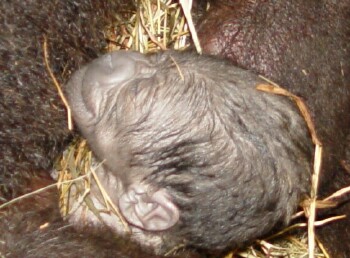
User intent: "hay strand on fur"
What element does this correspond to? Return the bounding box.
[256,79,324,258]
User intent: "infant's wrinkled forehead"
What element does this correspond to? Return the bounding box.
[83,51,156,87]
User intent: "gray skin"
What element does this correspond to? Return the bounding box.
[196,1,350,256]
[64,50,312,254]
[0,1,175,257]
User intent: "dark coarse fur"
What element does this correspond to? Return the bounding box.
[64,50,312,252]
[0,0,118,199]
[0,175,166,258]
[197,0,350,256]
[0,1,172,257]
[1,0,349,257]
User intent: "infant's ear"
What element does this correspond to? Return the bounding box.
[119,184,179,231]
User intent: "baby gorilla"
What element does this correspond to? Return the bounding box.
[64,50,312,254]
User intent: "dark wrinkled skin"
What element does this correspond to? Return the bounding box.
[197,0,350,256]
[1,0,349,257]
[64,50,312,253]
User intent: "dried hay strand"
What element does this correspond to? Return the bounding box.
[1,1,349,258]
[257,78,324,258]
[54,134,346,258]
[55,0,193,239]
[105,0,192,52]
[56,139,130,231]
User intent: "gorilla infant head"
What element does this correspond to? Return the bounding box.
[64,50,312,253]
